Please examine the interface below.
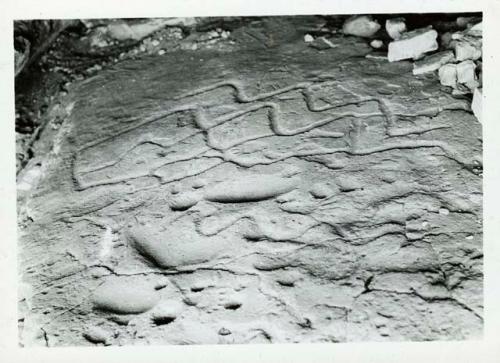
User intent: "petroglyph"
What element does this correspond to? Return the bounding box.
[73,78,477,191]
[19,18,482,346]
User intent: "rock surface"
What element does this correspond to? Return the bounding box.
[18,17,482,347]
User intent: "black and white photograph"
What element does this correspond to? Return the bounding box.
[2,0,500,362]
[14,11,485,347]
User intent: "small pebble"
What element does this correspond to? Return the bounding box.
[370,39,383,49]
[158,49,165,55]
[439,208,450,215]
[83,326,111,345]
[304,34,314,43]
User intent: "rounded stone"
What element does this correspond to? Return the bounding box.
[92,278,159,314]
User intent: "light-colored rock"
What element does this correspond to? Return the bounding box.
[467,22,482,37]
[438,63,458,88]
[385,17,407,40]
[387,27,438,62]
[127,225,225,268]
[92,278,159,314]
[343,15,381,38]
[304,34,314,43]
[456,60,477,85]
[83,326,112,345]
[412,50,455,75]
[472,87,482,123]
[163,17,197,27]
[106,19,171,41]
[439,208,450,215]
[204,175,299,203]
[454,39,482,61]
[370,39,383,49]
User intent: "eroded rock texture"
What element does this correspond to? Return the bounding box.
[18,24,482,346]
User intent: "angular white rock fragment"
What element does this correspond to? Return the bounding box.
[342,15,381,38]
[163,17,197,27]
[467,22,482,37]
[107,19,171,41]
[387,27,438,62]
[438,63,458,87]
[454,39,482,61]
[412,50,455,75]
[304,34,314,42]
[472,87,482,123]
[370,39,383,49]
[385,17,407,40]
[456,60,477,85]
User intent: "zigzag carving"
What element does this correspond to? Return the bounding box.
[73,79,475,191]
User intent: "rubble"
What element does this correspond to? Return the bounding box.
[438,63,458,87]
[412,50,454,75]
[387,27,438,62]
[472,87,483,123]
[342,15,381,38]
[386,18,407,40]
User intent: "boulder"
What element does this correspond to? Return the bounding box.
[385,17,407,40]
[387,27,438,62]
[413,50,455,75]
[342,15,381,38]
